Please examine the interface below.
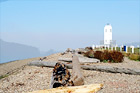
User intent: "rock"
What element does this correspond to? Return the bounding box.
[75,48,87,53]
[66,48,75,53]
[85,47,93,51]
[61,52,66,55]
[39,57,47,61]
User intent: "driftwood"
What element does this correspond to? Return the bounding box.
[58,58,72,62]
[28,61,72,69]
[81,65,140,75]
[28,61,140,75]
[29,84,103,93]
[58,57,100,63]
[72,55,84,86]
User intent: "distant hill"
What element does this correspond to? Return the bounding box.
[40,49,61,57]
[0,39,60,63]
[0,39,41,63]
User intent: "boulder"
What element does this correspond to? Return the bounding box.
[66,48,75,53]
[75,48,86,53]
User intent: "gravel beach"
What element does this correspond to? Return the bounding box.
[0,53,140,93]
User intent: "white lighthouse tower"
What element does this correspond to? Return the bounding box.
[104,23,112,46]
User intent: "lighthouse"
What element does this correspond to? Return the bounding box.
[104,23,112,46]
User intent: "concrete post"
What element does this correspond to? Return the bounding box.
[111,47,113,51]
[137,45,140,54]
[101,45,103,50]
[108,45,109,50]
[120,46,122,52]
[131,46,134,53]
[96,45,98,49]
[92,45,95,50]
[139,47,140,54]
[126,46,128,53]
[115,45,117,51]
[121,45,123,52]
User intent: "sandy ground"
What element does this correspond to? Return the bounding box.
[0,53,140,93]
[0,57,40,76]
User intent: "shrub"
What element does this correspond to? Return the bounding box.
[134,48,140,54]
[94,51,104,61]
[84,50,94,58]
[103,60,108,63]
[103,50,111,60]
[110,51,124,63]
[0,74,9,79]
[129,54,140,61]
[122,52,130,57]
[85,50,124,63]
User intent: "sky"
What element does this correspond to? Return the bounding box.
[0,0,140,51]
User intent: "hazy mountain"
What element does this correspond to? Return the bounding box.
[40,49,61,57]
[0,39,60,63]
[0,39,41,63]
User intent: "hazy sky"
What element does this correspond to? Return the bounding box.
[0,0,140,51]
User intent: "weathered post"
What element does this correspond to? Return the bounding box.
[120,46,122,52]
[72,54,84,86]
[137,45,140,54]
[105,45,106,50]
[92,45,95,50]
[115,45,117,51]
[96,45,98,49]
[126,46,128,53]
[111,46,113,51]
[130,46,135,53]
[108,45,110,50]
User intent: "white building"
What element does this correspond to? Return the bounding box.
[104,23,112,46]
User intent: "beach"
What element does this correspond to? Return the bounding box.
[0,53,140,93]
